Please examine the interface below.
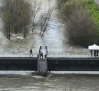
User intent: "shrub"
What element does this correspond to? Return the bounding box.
[59,0,85,23]
[57,0,68,9]
[84,0,99,34]
[66,7,98,47]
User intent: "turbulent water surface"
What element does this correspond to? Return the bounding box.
[0,72,99,91]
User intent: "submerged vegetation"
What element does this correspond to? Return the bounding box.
[0,0,99,48]
[0,0,53,40]
[57,0,99,47]
[1,0,31,39]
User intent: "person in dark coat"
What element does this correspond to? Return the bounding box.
[90,50,93,57]
[30,49,33,56]
[97,50,98,57]
[40,50,43,59]
[94,50,96,57]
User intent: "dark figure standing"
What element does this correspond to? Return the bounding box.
[94,50,96,57]
[90,50,93,57]
[97,50,98,57]
[30,49,33,56]
[40,50,43,59]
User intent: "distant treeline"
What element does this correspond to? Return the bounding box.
[57,0,99,47]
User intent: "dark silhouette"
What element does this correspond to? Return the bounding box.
[39,46,41,53]
[45,46,48,54]
[94,50,96,57]
[90,50,93,57]
[30,49,33,56]
[39,50,43,59]
[97,50,98,57]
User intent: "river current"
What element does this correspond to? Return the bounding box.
[0,0,98,91]
[0,0,85,54]
[0,72,99,91]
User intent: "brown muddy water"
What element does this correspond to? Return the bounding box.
[0,0,97,91]
[0,0,86,54]
[0,72,99,91]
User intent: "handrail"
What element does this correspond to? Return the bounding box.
[47,52,90,55]
[0,52,91,55]
[0,51,97,58]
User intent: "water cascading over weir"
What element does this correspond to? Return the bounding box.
[0,46,99,77]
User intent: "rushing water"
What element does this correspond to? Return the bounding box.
[0,0,98,91]
[0,72,99,91]
[0,0,86,54]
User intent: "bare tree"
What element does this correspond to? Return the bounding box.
[39,7,54,37]
[31,0,41,33]
[1,0,31,39]
[1,0,14,40]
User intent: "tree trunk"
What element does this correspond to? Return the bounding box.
[8,21,11,40]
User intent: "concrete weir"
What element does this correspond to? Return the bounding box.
[37,58,48,77]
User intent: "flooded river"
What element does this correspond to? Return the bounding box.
[0,0,97,91]
[0,0,85,54]
[0,72,99,91]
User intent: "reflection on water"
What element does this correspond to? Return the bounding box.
[0,72,99,91]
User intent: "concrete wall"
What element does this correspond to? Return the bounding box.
[37,59,48,76]
[0,58,37,70]
[47,58,99,71]
[0,57,99,71]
